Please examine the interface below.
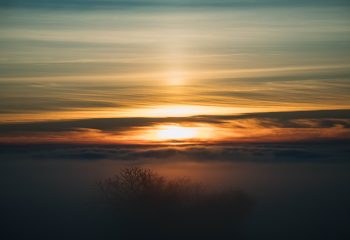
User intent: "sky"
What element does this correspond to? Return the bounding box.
[0,0,349,144]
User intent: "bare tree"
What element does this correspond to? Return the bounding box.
[97,167,254,240]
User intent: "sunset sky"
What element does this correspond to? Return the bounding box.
[0,0,349,144]
[1,2,350,240]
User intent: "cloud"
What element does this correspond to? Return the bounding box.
[0,109,349,145]
[1,0,349,10]
[1,6,349,120]
[0,109,348,133]
[1,66,349,117]
[0,141,349,163]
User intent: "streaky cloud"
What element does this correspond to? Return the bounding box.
[0,141,349,163]
[0,109,348,134]
[1,0,349,10]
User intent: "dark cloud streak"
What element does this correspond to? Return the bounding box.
[0,141,349,163]
[0,109,348,134]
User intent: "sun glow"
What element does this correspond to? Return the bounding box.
[156,125,198,141]
[166,69,187,86]
[136,105,236,118]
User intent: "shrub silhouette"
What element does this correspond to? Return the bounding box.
[98,167,254,240]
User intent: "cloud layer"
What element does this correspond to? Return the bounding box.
[1,141,349,164]
[0,109,349,144]
[1,0,349,10]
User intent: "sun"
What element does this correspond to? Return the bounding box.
[119,123,216,143]
[156,125,198,141]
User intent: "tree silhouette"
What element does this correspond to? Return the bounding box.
[98,167,254,240]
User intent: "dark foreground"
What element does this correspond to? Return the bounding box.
[0,143,350,240]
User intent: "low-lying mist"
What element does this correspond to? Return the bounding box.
[97,167,255,240]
